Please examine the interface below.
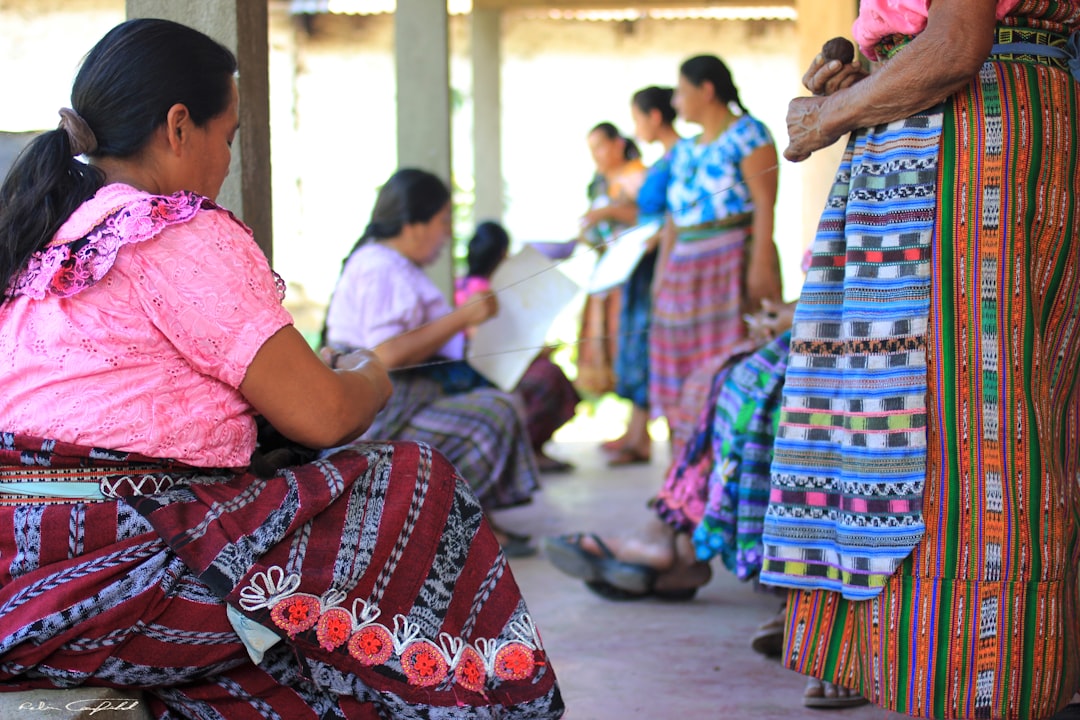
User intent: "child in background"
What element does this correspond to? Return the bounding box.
[457,222,581,473]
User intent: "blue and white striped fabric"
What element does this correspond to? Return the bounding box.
[761,110,943,600]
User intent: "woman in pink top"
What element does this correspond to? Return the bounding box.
[0,19,563,719]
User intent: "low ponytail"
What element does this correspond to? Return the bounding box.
[0,129,104,300]
[679,55,750,117]
[0,18,237,304]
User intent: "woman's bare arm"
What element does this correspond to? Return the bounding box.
[373,292,497,369]
[583,201,639,228]
[785,0,996,162]
[742,143,783,308]
[241,326,392,448]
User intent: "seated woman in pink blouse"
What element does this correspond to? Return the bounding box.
[0,19,563,719]
[323,169,542,556]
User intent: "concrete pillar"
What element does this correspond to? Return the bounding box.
[471,9,503,224]
[792,0,859,254]
[395,0,454,298]
[126,0,273,262]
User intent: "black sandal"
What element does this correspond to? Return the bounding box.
[542,534,699,600]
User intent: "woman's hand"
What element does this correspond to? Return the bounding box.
[320,346,393,412]
[785,0,994,164]
[784,96,846,163]
[458,289,498,327]
[580,207,606,230]
[745,298,796,345]
[802,53,867,97]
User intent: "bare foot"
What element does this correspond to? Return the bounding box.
[654,531,711,591]
[575,516,679,570]
[601,436,626,453]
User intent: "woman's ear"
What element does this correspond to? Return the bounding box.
[703,80,718,104]
[164,102,192,155]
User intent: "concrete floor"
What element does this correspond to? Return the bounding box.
[494,440,908,720]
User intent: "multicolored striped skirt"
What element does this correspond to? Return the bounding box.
[777,30,1080,719]
[694,331,790,580]
[653,350,740,532]
[649,221,749,437]
[0,434,564,718]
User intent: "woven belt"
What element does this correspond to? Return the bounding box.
[0,465,192,504]
[877,26,1080,82]
[676,212,753,242]
[991,26,1080,80]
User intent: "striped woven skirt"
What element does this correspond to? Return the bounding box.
[613,249,657,408]
[778,45,1080,719]
[649,223,749,437]
[694,331,790,580]
[0,435,563,718]
[364,374,540,511]
[653,349,741,532]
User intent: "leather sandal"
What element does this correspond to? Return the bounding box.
[803,678,869,709]
[542,533,700,600]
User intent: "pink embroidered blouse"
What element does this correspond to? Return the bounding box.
[853,0,1022,58]
[325,242,464,361]
[0,184,293,468]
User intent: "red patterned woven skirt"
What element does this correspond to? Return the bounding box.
[0,434,564,719]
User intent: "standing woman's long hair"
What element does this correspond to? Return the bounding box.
[632,86,677,126]
[0,18,237,304]
[679,55,749,116]
[589,122,642,162]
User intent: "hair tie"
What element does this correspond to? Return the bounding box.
[57,108,98,156]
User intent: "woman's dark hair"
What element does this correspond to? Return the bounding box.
[323,168,452,347]
[467,221,510,279]
[632,86,676,125]
[589,122,641,162]
[679,55,748,115]
[0,18,238,302]
[345,168,452,259]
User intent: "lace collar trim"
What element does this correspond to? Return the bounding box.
[12,184,220,300]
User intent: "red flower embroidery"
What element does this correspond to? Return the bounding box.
[348,625,394,666]
[400,641,449,686]
[454,646,487,692]
[150,200,175,219]
[49,261,81,295]
[316,606,353,651]
[269,594,320,637]
[493,643,535,681]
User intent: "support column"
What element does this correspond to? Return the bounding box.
[395,0,454,298]
[126,1,273,261]
[793,0,859,254]
[471,8,503,224]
